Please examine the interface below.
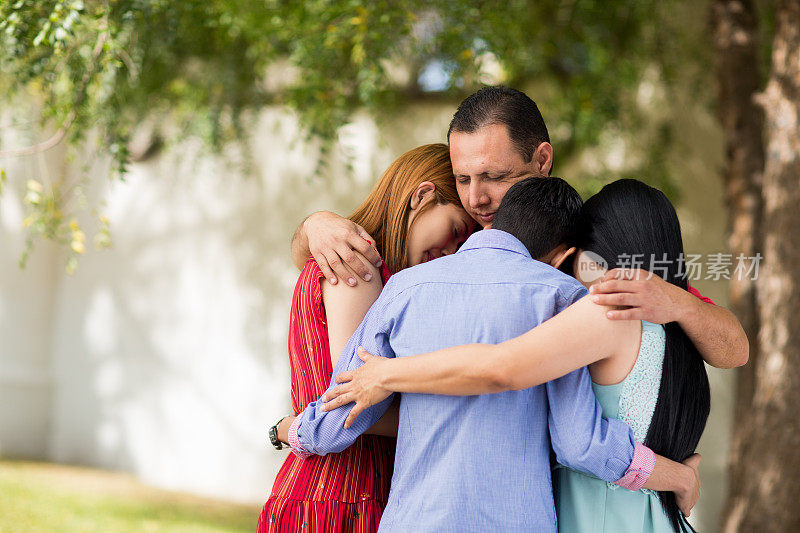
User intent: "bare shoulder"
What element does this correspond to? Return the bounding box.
[566,294,641,346]
[321,257,382,304]
[571,294,644,383]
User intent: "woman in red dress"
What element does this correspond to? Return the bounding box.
[258,144,476,532]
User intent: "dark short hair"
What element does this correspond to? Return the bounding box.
[491,177,582,260]
[447,86,550,164]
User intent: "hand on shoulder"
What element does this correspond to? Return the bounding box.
[304,211,382,286]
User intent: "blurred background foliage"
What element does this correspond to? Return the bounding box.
[0,0,752,267]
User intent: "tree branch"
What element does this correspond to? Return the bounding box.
[0,110,75,158]
[0,8,109,159]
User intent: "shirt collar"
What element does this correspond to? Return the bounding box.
[458,229,532,259]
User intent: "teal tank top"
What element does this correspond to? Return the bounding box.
[554,321,676,533]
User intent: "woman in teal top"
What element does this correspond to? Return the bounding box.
[322,179,712,532]
[554,321,674,532]
[551,179,710,532]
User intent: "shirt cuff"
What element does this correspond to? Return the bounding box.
[288,415,313,459]
[614,441,656,491]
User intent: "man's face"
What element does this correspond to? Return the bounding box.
[449,124,550,228]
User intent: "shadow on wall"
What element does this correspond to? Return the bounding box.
[35,105,455,504]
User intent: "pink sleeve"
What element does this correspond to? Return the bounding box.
[614,441,656,491]
[288,416,313,459]
[687,285,715,305]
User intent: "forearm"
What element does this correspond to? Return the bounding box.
[677,293,749,368]
[378,298,615,395]
[291,216,313,270]
[276,416,294,444]
[642,454,692,492]
[278,407,397,444]
[379,344,510,396]
[294,393,393,455]
[295,298,397,455]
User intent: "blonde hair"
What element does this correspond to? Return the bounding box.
[349,143,461,273]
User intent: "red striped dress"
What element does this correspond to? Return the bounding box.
[258,258,395,533]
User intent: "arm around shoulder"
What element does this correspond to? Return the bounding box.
[291,210,382,285]
[590,269,749,369]
[493,295,633,391]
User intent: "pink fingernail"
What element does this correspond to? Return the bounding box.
[364,273,372,281]
[348,278,356,286]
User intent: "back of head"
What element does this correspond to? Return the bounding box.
[448,86,550,164]
[576,178,710,533]
[492,177,582,260]
[349,143,461,273]
[576,179,687,287]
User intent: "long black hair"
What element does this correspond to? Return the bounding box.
[575,179,710,532]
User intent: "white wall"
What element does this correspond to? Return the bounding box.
[0,105,455,503]
[0,123,62,460]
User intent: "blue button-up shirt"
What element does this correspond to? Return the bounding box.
[296,229,637,532]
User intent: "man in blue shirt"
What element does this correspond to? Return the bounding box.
[289,178,691,532]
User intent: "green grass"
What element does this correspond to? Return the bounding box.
[0,460,261,533]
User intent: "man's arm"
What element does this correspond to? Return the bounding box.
[290,216,314,271]
[277,399,399,443]
[289,289,397,456]
[546,368,701,516]
[290,211,382,286]
[546,367,638,481]
[590,268,749,368]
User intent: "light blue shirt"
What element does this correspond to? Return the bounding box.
[296,229,637,532]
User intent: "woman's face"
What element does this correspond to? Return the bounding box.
[406,200,476,267]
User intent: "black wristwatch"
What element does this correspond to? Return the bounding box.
[269,416,289,450]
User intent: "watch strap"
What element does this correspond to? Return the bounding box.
[268,415,289,450]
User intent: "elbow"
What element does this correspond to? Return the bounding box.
[552,441,591,473]
[707,312,750,369]
[483,349,522,392]
[727,310,750,368]
[733,335,750,368]
[725,321,750,368]
[485,349,547,392]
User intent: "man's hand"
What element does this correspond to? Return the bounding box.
[676,454,702,517]
[304,211,382,286]
[590,267,749,367]
[321,347,393,428]
[589,268,693,323]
